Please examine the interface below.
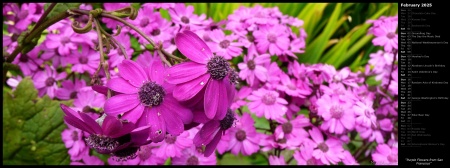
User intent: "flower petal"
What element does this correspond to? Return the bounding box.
[104,94,140,116]
[193,120,220,146]
[204,80,228,120]
[204,131,223,157]
[166,62,208,84]
[173,73,210,101]
[121,104,145,124]
[175,30,212,64]
[118,60,148,87]
[146,108,166,143]
[101,115,123,137]
[107,77,139,94]
[160,106,184,136]
[161,95,193,124]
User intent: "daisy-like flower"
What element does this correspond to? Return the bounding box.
[102,3,131,30]
[45,26,85,56]
[294,145,323,165]
[353,98,377,128]
[238,53,270,86]
[61,124,87,161]
[129,5,158,37]
[193,109,236,157]
[155,131,193,159]
[60,104,151,161]
[230,86,252,111]
[172,146,217,165]
[56,79,87,100]
[208,29,243,60]
[253,25,290,55]
[372,144,398,165]
[72,87,106,113]
[220,113,261,156]
[107,143,165,165]
[274,115,310,142]
[140,14,175,45]
[342,150,359,165]
[169,3,207,31]
[5,3,38,31]
[166,30,236,120]
[316,94,355,134]
[276,72,311,98]
[268,155,286,165]
[40,47,66,68]
[247,88,288,120]
[371,19,398,52]
[104,57,193,142]
[66,44,100,75]
[70,152,104,165]
[309,127,343,165]
[32,65,67,98]
[356,118,393,143]
[264,62,283,89]
[107,32,133,68]
[12,47,43,76]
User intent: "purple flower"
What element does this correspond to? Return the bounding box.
[208,29,243,60]
[61,125,87,161]
[32,65,67,98]
[107,32,133,68]
[72,87,106,113]
[102,3,131,30]
[274,115,310,142]
[356,118,393,143]
[45,26,85,56]
[220,113,261,156]
[238,53,270,85]
[135,12,175,45]
[294,145,323,165]
[264,62,282,89]
[104,58,192,142]
[353,98,377,128]
[253,25,290,55]
[56,79,87,100]
[230,86,252,111]
[142,3,176,10]
[70,152,104,165]
[155,131,193,159]
[172,146,217,165]
[193,109,236,157]
[6,75,23,90]
[107,143,165,165]
[247,88,288,120]
[66,44,100,75]
[371,20,398,52]
[372,144,398,165]
[342,150,359,165]
[268,155,286,165]
[6,3,38,31]
[316,94,355,134]
[12,46,43,76]
[309,127,343,165]
[169,4,208,31]
[60,104,151,161]
[166,30,236,120]
[276,72,311,98]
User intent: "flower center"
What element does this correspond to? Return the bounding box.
[235,129,246,141]
[186,156,199,165]
[138,81,166,107]
[181,16,190,24]
[79,56,88,64]
[171,38,176,45]
[85,134,120,154]
[138,145,152,160]
[60,36,70,44]
[82,106,94,113]
[151,28,161,36]
[387,154,398,163]
[219,40,230,49]
[220,109,235,130]
[318,142,329,152]
[262,93,276,105]
[247,34,255,43]
[267,33,277,43]
[203,34,212,42]
[113,147,139,161]
[282,122,293,134]
[19,54,29,62]
[117,48,124,56]
[330,105,344,119]
[364,110,372,118]
[247,60,256,70]
[387,32,396,39]
[277,138,287,144]
[209,25,219,31]
[71,131,79,141]
[45,77,56,87]
[165,134,177,144]
[207,55,230,80]
[307,158,316,165]
[140,17,149,27]
[70,91,78,99]
[18,10,28,19]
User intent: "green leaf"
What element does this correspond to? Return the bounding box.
[44,3,81,20]
[219,153,268,165]
[3,77,72,165]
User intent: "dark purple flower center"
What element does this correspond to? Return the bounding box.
[60,36,70,44]
[318,142,329,152]
[18,10,28,19]
[207,55,230,80]
[247,60,256,70]
[219,40,230,49]
[262,93,276,105]
[281,122,293,134]
[70,91,78,99]
[113,147,139,161]
[267,33,277,43]
[371,122,380,130]
[165,134,177,144]
[45,77,56,87]
[235,129,246,141]
[247,34,255,43]
[181,16,190,24]
[228,69,240,85]
[151,28,161,36]
[387,32,396,39]
[117,48,124,56]
[287,84,297,90]
[330,105,344,119]
[307,158,316,165]
[82,106,93,113]
[203,34,212,42]
[387,154,398,163]
[79,56,88,64]
[138,145,152,160]
[19,54,29,62]
[220,109,235,130]
[85,134,120,154]
[138,81,166,107]
[140,17,150,27]
[186,156,199,165]
[71,131,79,141]
[313,70,322,76]
[171,38,176,45]
[277,138,287,144]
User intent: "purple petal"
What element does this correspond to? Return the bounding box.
[161,95,193,124]
[101,115,123,137]
[92,85,108,95]
[196,120,220,146]
[175,30,212,64]
[204,131,223,157]
[160,106,184,136]
[173,73,210,101]
[148,57,167,85]
[107,77,138,94]
[110,122,136,139]
[104,94,140,116]
[118,60,148,87]
[204,80,228,120]
[129,126,151,145]
[192,110,210,124]
[64,116,96,135]
[166,62,208,84]
[121,104,145,124]
[78,112,102,133]
[146,108,166,142]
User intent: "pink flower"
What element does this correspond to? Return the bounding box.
[268,155,286,165]
[276,73,311,98]
[45,26,85,56]
[309,127,343,165]
[220,113,261,156]
[356,118,393,143]
[372,144,398,165]
[253,25,290,55]
[56,79,87,100]
[353,98,377,128]
[32,65,67,98]
[61,125,87,161]
[230,86,252,111]
[172,146,217,165]
[6,75,23,90]
[371,20,398,52]
[238,53,270,85]
[66,44,100,75]
[12,47,43,76]
[155,131,193,159]
[107,32,133,68]
[342,150,359,165]
[208,29,243,60]
[294,145,323,165]
[72,87,106,113]
[274,115,310,142]
[71,152,104,165]
[108,143,165,165]
[102,3,131,30]
[316,94,355,134]
[169,4,208,31]
[247,88,288,120]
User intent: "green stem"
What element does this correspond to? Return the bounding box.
[93,18,112,99]
[24,10,70,44]
[29,3,57,34]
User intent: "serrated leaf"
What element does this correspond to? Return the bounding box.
[3,77,72,165]
[44,3,81,21]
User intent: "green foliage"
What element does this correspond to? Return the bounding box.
[44,3,81,20]
[3,77,72,165]
[219,153,268,165]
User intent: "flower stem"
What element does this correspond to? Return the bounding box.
[29,3,56,34]
[93,18,112,98]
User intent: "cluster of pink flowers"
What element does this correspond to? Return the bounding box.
[3,3,398,165]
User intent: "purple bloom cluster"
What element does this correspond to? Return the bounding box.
[4,3,398,165]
